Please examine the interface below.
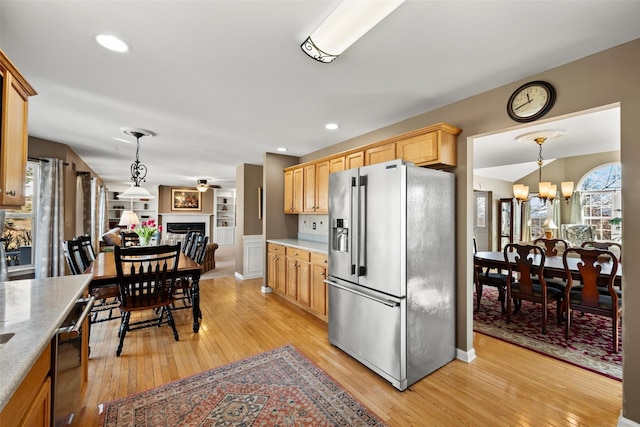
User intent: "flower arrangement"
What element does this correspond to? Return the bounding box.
[130,219,161,245]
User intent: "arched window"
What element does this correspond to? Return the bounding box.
[577,162,621,241]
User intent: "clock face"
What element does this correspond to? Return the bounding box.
[507,81,556,122]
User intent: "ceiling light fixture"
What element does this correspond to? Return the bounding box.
[277,147,288,152]
[325,123,340,130]
[196,179,209,192]
[118,128,155,199]
[95,34,129,53]
[512,129,574,204]
[300,0,405,63]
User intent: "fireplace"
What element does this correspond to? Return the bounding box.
[166,222,206,234]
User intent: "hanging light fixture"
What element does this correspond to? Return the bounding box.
[513,129,574,204]
[196,179,209,192]
[300,0,405,63]
[117,128,155,199]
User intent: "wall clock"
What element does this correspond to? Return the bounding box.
[507,80,556,123]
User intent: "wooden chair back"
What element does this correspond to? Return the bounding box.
[580,241,622,263]
[76,235,96,265]
[533,238,568,257]
[120,231,140,247]
[562,247,621,352]
[63,239,88,274]
[188,234,208,262]
[182,231,197,255]
[504,243,545,297]
[114,243,181,311]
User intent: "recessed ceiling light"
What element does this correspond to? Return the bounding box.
[325,123,340,130]
[277,147,288,152]
[95,34,129,53]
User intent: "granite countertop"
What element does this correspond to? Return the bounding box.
[0,274,92,412]
[267,238,329,254]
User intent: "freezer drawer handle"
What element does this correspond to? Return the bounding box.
[56,296,96,339]
[325,280,400,307]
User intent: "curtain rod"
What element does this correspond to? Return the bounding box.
[27,156,70,166]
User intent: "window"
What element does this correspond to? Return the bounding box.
[578,163,621,241]
[3,161,39,269]
[528,195,549,240]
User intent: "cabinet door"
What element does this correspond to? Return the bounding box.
[292,168,304,213]
[18,377,51,427]
[284,170,294,213]
[396,131,438,165]
[365,143,396,165]
[285,257,298,299]
[315,161,329,213]
[311,253,328,316]
[329,157,345,173]
[303,164,316,213]
[297,261,311,307]
[345,151,364,169]
[0,72,29,207]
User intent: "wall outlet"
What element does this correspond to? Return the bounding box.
[312,222,316,230]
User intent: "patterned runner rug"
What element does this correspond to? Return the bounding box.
[100,344,387,426]
[474,288,622,380]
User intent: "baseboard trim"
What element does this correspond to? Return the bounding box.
[619,413,640,427]
[456,347,476,363]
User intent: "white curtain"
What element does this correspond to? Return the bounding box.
[35,158,65,278]
[569,190,582,224]
[91,179,108,255]
[522,204,532,242]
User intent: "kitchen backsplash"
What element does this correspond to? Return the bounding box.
[298,214,329,243]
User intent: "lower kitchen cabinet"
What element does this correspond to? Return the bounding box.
[0,344,51,427]
[267,243,328,321]
[310,252,328,317]
[267,243,286,294]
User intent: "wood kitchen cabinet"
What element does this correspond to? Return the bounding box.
[285,247,310,302]
[267,243,286,294]
[345,151,364,169]
[365,143,395,165]
[329,156,345,173]
[283,168,303,214]
[0,49,37,208]
[313,161,329,213]
[395,124,460,168]
[0,344,51,427]
[310,252,328,318]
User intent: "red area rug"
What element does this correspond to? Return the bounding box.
[100,344,387,426]
[474,288,622,380]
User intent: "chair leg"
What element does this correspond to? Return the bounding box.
[475,282,483,313]
[541,300,548,335]
[613,314,619,353]
[165,306,179,341]
[116,312,130,357]
[565,305,571,340]
[506,290,512,324]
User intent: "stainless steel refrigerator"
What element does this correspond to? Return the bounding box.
[325,159,455,391]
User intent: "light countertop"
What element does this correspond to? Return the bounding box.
[267,238,328,254]
[0,274,92,412]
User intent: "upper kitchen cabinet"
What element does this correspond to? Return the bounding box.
[284,168,303,214]
[395,123,461,168]
[365,143,396,166]
[303,161,329,214]
[0,49,37,208]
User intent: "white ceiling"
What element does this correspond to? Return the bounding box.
[0,1,637,190]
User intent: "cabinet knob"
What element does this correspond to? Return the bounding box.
[6,190,15,196]
[323,259,327,264]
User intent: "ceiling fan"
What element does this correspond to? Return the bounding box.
[196,179,221,192]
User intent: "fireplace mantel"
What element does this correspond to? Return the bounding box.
[160,213,213,237]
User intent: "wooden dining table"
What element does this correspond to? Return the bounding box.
[86,251,203,332]
[474,250,622,286]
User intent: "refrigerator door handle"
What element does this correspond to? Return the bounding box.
[357,175,366,276]
[325,279,400,307]
[350,176,357,275]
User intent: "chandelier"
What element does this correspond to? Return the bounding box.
[118,128,155,199]
[512,129,574,204]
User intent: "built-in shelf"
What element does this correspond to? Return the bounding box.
[214,189,236,245]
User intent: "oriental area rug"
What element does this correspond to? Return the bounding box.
[474,288,622,380]
[100,344,387,427]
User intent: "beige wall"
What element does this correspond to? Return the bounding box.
[235,163,263,274]
[288,38,640,422]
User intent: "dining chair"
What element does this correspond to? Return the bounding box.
[114,243,182,356]
[473,237,508,313]
[563,247,621,353]
[182,231,197,256]
[63,239,88,275]
[581,241,622,263]
[76,235,96,266]
[533,238,570,291]
[120,231,140,247]
[503,243,563,334]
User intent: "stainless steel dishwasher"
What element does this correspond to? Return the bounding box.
[52,295,94,427]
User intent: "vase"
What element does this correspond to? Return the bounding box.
[139,236,151,246]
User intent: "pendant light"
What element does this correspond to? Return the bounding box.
[117,128,155,199]
[513,129,574,204]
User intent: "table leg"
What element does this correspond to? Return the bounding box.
[191,273,202,332]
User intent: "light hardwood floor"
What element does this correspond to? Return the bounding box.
[78,276,622,426]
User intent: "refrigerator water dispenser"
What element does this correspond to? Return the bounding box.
[332,219,349,252]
